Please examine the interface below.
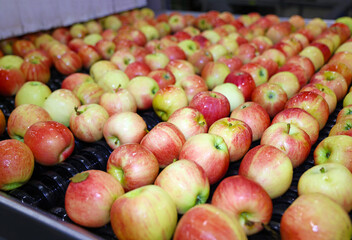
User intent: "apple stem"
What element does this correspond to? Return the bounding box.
[286,123,291,133]
[320,167,326,173]
[195,195,203,205]
[74,106,83,115]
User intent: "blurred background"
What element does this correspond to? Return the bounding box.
[150,0,352,19]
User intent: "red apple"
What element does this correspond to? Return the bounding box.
[140,122,185,168]
[165,59,195,83]
[167,106,208,140]
[179,133,229,185]
[23,121,74,166]
[65,170,124,228]
[187,49,214,74]
[95,39,116,60]
[260,122,311,168]
[235,43,259,64]
[173,204,247,240]
[61,73,94,91]
[107,143,159,191]
[176,74,208,102]
[52,27,72,44]
[103,112,147,149]
[99,87,137,116]
[147,69,176,89]
[224,70,256,101]
[250,55,278,78]
[211,175,273,235]
[0,139,34,191]
[239,144,293,198]
[208,117,252,162]
[230,101,271,141]
[336,105,352,123]
[124,61,151,79]
[251,82,288,118]
[0,67,26,96]
[69,103,109,143]
[285,91,330,130]
[272,108,320,145]
[54,50,82,75]
[320,62,352,86]
[201,61,231,90]
[280,193,352,240]
[329,118,352,137]
[20,57,51,83]
[154,159,210,214]
[7,104,52,141]
[240,62,268,87]
[189,91,230,127]
[12,39,36,57]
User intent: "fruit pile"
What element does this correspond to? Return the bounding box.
[1,7,352,239]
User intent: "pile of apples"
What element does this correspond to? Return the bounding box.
[1,7,352,239]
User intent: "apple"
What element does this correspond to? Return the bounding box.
[235,43,259,64]
[124,61,151,79]
[23,49,52,68]
[299,83,337,114]
[155,159,210,214]
[65,170,124,228]
[89,60,118,82]
[174,204,247,240]
[69,23,88,38]
[48,42,70,60]
[168,13,186,32]
[310,70,348,102]
[224,70,256,101]
[175,74,208,102]
[240,62,268,87]
[251,82,288,118]
[189,91,230,127]
[77,44,101,69]
[250,55,278,78]
[43,89,81,127]
[187,49,214,74]
[69,103,109,143]
[260,122,311,168]
[107,143,159,191]
[0,55,24,70]
[218,36,240,55]
[239,144,293,199]
[217,55,243,72]
[14,81,52,107]
[272,108,320,146]
[192,34,211,49]
[285,91,330,130]
[298,163,352,212]
[23,120,74,166]
[84,20,103,34]
[230,101,271,141]
[329,118,352,137]
[320,62,352,87]
[299,45,325,71]
[179,133,229,185]
[178,39,200,58]
[336,105,352,123]
[67,38,86,53]
[7,104,52,141]
[140,122,185,168]
[201,29,221,44]
[0,139,34,191]
[126,76,159,111]
[53,50,82,75]
[99,87,137,116]
[110,49,135,71]
[73,81,104,105]
[266,21,293,44]
[144,52,170,71]
[280,193,352,240]
[147,69,175,89]
[95,39,115,60]
[110,185,177,240]
[165,59,195,83]
[152,85,188,121]
[289,14,306,30]
[159,45,187,61]
[167,107,208,140]
[0,67,26,97]
[328,52,352,74]
[285,55,315,82]
[201,61,230,90]
[211,175,273,235]
[61,73,94,91]
[268,71,300,99]
[20,57,51,83]
[274,41,298,59]
[213,83,245,112]
[103,112,147,149]
[208,117,252,162]
[96,69,130,92]
[314,135,352,172]
[261,48,286,67]
[12,39,36,57]
[250,36,273,54]
[103,15,122,31]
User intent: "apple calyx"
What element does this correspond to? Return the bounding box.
[323,71,336,81]
[70,172,89,183]
[195,115,206,126]
[320,166,326,173]
[195,195,204,205]
[152,87,159,95]
[344,123,352,130]
[29,57,41,65]
[210,92,219,98]
[108,165,126,187]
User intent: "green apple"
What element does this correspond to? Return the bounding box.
[0,55,24,70]
[138,24,160,42]
[15,81,52,107]
[343,91,352,108]
[83,33,103,46]
[152,85,188,121]
[43,89,81,127]
[97,69,130,92]
[213,83,245,112]
[336,16,352,32]
[178,39,199,58]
